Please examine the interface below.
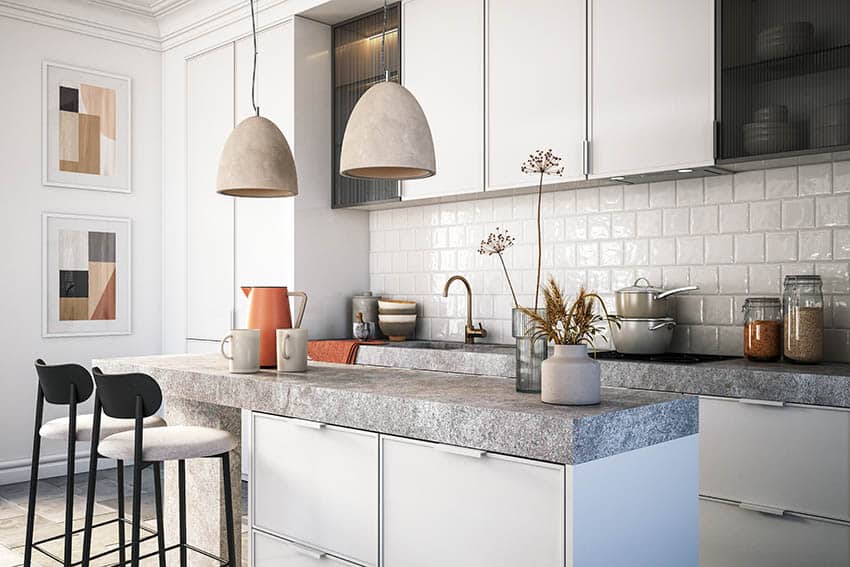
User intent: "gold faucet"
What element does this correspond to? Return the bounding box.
[442,275,487,344]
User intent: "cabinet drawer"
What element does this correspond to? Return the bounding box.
[252,413,378,566]
[700,397,850,520]
[253,530,359,567]
[700,497,850,567]
[381,436,564,567]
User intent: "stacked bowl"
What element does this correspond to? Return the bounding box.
[378,300,417,341]
[743,104,797,155]
[812,99,850,148]
[755,22,814,61]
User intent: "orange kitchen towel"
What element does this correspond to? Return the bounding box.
[308,340,385,364]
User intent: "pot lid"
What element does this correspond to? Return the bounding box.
[612,315,675,322]
[616,277,665,294]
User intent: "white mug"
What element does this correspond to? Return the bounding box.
[277,328,308,372]
[220,329,260,374]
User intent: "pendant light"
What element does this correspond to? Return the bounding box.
[216,0,297,197]
[339,0,436,180]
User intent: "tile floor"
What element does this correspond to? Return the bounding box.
[0,467,248,566]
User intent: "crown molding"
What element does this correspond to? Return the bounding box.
[0,0,162,50]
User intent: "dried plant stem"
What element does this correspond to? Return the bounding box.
[534,170,544,311]
[497,252,518,307]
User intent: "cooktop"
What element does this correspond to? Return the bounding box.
[591,351,740,364]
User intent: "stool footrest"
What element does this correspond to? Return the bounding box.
[30,516,159,567]
[107,542,232,566]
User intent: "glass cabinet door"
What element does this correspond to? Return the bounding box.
[719,0,850,161]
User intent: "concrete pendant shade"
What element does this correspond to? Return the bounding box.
[340,81,436,180]
[216,115,298,197]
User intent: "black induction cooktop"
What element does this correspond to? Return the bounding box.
[591,351,740,364]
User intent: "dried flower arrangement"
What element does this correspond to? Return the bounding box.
[478,227,518,307]
[520,275,616,347]
[522,149,563,310]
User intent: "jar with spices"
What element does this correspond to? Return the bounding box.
[742,297,782,362]
[783,275,824,364]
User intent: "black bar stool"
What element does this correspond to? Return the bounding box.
[85,368,237,567]
[25,360,166,567]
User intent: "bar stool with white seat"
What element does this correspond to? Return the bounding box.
[85,367,238,567]
[26,359,167,567]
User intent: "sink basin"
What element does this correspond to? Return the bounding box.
[355,340,516,378]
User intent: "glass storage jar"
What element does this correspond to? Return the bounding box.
[742,297,782,362]
[783,275,824,364]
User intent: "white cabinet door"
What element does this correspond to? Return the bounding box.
[401,0,484,200]
[487,0,586,188]
[700,497,850,567]
[253,530,359,567]
[381,436,564,567]
[252,413,379,567]
[234,23,295,328]
[589,0,714,178]
[700,397,850,521]
[186,44,235,340]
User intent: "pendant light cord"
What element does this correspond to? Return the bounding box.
[381,0,389,81]
[250,0,260,116]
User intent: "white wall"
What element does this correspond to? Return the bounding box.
[0,17,161,482]
[370,164,850,361]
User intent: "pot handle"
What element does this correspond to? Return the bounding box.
[649,321,677,331]
[656,285,699,299]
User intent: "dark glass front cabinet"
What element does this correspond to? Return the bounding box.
[719,0,850,162]
[332,5,401,208]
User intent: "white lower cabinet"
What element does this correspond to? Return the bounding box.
[700,497,850,567]
[380,435,564,567]
[252,413,378,567]
[253,530,360,567]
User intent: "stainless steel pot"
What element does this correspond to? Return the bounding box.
[610,317,676,355]
[614,278,698,318]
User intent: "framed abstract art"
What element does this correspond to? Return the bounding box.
[42,61,131,192]
[42,213,132,337]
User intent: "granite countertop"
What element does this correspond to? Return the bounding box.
[356,342,850,408]
[93,353,697,466]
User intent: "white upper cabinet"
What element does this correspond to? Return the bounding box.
[401,0,484,200]
[487,0,587,188]
[186,43,235,340]
[589,0,714,178]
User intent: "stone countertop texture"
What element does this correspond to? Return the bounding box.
[598,357,850,408]
[93,353,697,466]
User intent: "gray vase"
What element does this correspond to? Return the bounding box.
[512,308,549,393]
[541,344,601,405]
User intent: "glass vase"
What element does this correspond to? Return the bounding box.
[512,307,549,393]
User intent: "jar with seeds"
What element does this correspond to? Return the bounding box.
[783,275,824,364]
[743,297,782,362]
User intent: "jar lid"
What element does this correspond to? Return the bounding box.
[784,274,822,284]
[743,297,781,306]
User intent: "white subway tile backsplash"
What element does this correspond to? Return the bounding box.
[816,195,850,227]
[799,230,833,261]
[734,171,764,202]
[799,163,832,195]
[720,203,749,233]
[372,165,850,360]
[649,181,676,208]
[782,198,815,229]
[664,208,690,236]
[765,167,798,199]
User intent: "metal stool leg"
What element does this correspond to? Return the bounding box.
[178,460,187,567]
[64,385,77,567]
[24,389,44,567]
[116,460,126,565]
[221,453,236,567]
[81,397,102,566]
[153,462,166,567]
[131,461,143,567]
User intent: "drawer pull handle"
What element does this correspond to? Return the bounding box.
[738,398,785,407]
[290,418,326,430]
[435,444,486,458]
[739,501,786,516]
[288,540,327,559]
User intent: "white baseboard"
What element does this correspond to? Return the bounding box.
[0,452,116,486]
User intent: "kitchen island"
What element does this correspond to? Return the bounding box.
[95,353,699,567]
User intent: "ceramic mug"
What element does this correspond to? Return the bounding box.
[277,328,308,372]
[220,329,260,374]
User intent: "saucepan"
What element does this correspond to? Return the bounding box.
[610,317,676,355]
[614,278,698,318]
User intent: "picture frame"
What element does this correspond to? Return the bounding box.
[42,61,132,193]
[42,213,132,337]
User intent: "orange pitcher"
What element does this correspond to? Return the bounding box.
[242,287,307,367]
